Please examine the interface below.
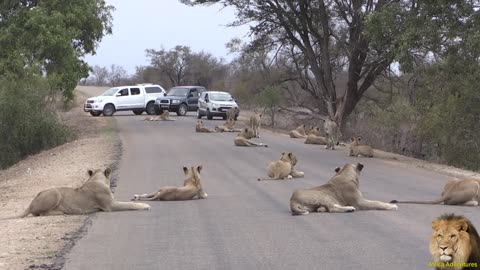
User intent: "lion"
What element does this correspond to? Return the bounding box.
[234,127,268,147]
[307,126,321,136]
[290,163,398,215]
[143,110,174,121]
[429,213,480,270]
[215,119,242,132]
[249,111,263,138]
[304,133,327,145]
[226,107,240,121]
[391,178,480,206]
[257,152,304,181]
[349,137,374,157]
[196,120,216,133]
[1,168,150,219]
[323,118,338,150]
[289,124,307,138]
[132,165,207,201]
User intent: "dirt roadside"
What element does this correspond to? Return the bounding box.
[0,86,119,270]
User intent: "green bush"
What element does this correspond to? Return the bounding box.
[0,76,71,169]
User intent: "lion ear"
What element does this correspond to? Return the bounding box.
[334,167,341,173]
[356,163,364,172]
[196,165,203,174]
[457,219,469,232]
[183,167,189,175]
[432,220,441,231]
[104,168,112,178]
[350,137,354,142]
[288,152,293,158]
[87,169,94,177]
[357,137,362,141]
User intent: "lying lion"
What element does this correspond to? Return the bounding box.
[391,178,480,206]
[1,168,150,219]
[290,163,398,215]
[144,110,174,121]
[234,128,268,147]
[258,152,304,181]
[132,165,207,201]
[430,213,480,270]
[215,119,242,132]
[196,120,216,133]
[289,125,307,138]
[349,137,373,157]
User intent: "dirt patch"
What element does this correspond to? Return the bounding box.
[0,87,120,270]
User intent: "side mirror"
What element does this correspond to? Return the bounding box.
[115,93,122,97]
[188,93,194,98]
[163,93,166,96]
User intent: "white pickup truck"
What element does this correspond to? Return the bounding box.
[84,84,166,116]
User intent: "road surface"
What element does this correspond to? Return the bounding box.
[65,89,479,269]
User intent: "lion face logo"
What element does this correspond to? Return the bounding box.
[429,214,478,267]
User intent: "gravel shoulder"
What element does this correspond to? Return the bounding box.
[0,86,119,270]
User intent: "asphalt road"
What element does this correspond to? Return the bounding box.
[65,90,480,270]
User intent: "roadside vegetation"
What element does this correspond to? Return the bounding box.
[0,1,114,169]
[82,1,480,171]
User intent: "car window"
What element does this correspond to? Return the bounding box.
[145,86,163,94]
[130,88,140,95]
[118,88,129,96]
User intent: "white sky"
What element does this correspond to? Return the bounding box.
[84,0,250,75]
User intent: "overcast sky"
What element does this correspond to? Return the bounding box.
[84,0,250,75]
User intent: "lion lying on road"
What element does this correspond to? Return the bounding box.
[290,163,398,215]
[289,125,307,138]
[132,165,207,201]
[430,213,480,270]
[234,128,268,147]
[258,152,304,181]
[215,119,242,132]
[2,168,150,219]
[391,178,480,206]
[349,137,374,157]
[144,110,174,121]
[196,120,216,133]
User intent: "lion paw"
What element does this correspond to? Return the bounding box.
[132,195,140,201]
[345,206,356,212]
[139,203,150,210]
[389,204,398,211]
[287,175,293,179]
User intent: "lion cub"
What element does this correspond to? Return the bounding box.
[289,124,307,138]
[196,120,216,133]
[258,152,304,181]
[2,168,150,219]
[349,137,374,157]
[234,128,268,147]
[132,166,207,201]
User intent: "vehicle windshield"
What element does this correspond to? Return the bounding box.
[167,87,189,96]
[101,88,119,96]
[209,93,233,101]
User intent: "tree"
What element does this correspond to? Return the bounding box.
[92,65,109,86]
[107,64,128,86]
[181,0,480,129]
[0,0,114,101]
[146,45,192,86]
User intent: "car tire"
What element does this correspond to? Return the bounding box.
[133,110,144,115]
[90,111,102,117]
[146,102,156,115]
[102,104,115,116]
[197,110,202,119]
[206,109,213,120]
[177,103,188,116]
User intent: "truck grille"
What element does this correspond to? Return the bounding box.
[86,100,94,104]
[160,100,170,104]
[218,107,232,112]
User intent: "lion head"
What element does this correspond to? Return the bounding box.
[430,214,480,268]
[280,152,298,167]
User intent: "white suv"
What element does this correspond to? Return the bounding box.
[197,91,239,120]
[84,84,166,117]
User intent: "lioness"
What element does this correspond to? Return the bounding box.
[215,119,242,132]
[307,126,321,136]
[258,152,304,181]
[226,107,240,121]
[196,120,216,133]
[430,213,480,270]
[234,128,268,147]
[2,168,150,219]
[290,163,398,215]
[249,111,263,138]
[349,137,374,157]
[289,124,307,138]
[144,110,174,121]
[323,118,338,150]
[391,178,480,206]
[304,133,327,145]
[132,166,207,201]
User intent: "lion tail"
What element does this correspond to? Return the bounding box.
[0,206,30,221]
[390,197,445,204]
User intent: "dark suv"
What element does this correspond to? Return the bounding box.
[154,86,206,116]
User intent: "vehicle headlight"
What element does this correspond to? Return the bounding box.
[95,99,103,103]
[172,100,180,104]
[212,103,219,108]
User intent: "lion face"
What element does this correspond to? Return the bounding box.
[280,152,297,166]
[430,218,472,264]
